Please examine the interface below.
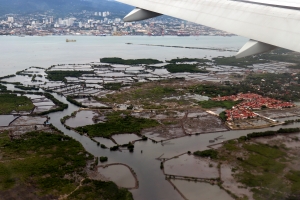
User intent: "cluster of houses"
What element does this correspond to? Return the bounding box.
[212,93,295,121]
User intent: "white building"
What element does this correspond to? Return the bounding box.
[7,17,14,23]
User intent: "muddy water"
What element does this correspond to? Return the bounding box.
[46,93,300,200]
[65,110,97,128]
[164,154,219,178]
[33,106,54,113]
[98,165,136,188]
[112,134,141,145]
[171,180,233,200]
[33,101,55,106]
[93,137,116,148]
[0,115,18,126]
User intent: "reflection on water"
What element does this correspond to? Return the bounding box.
[98,165,136,188]
[171,179,233,200]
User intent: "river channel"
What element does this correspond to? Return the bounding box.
[46,93,300,200]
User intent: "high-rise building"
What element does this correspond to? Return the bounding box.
[49,17,54,23]
[68,18,75,26]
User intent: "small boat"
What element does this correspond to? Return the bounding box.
[66,39,76,42]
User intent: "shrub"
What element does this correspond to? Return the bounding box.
[110,146,119,151]
[100,156,108,162]
[194,149,218,159]
[142,135,148,141]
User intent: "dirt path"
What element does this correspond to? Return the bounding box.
[58,178,85,200]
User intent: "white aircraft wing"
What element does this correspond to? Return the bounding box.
[117,0,300,57]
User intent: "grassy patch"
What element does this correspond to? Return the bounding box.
[241,153,285,173]
[189,84,248,97]
[287,64,300,69]
[46,71,94,81]
[66,96,87,108]
[0,131,133,199]
[14,85,39,91]
[0,94,34,114]
[166,58,210,63]
[224,140,239,151]
[0,131,92,195]
[243,143,286,159]
[219,111,227,122]
[67,179,133,200]
[216,139,299,199]
[165,64,209,73]
[194,149,218,159]
[96,82,187,109]
[286,171,300,195]
[213,56,268,68]
[75,111,160,138]
[133,86,176,100]
[198,100,239,109]
[103,83,123,90]
[100,57,162,65]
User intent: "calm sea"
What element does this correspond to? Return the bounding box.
[0,35,247,76]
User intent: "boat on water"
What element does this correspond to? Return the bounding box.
[66,39,76,42]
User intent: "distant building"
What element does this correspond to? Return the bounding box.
[7,17,14,23]
[49,17,54,23]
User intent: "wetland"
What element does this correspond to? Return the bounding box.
[2,36,300,199]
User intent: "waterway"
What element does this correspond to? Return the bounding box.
[45,93,300,200]
[2,35,298,199]
[0,35,248,76]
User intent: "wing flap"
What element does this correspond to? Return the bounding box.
[117,0,300,53]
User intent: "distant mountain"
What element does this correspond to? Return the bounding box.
[0,0,132,16]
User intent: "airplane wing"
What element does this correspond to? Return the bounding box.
[117,0,300,58]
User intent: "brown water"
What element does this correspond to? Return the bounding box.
[171,180,233,200]
[97,165,136,188]
[0,115,18,126]
[164,154,219,178]
[11,116,47,126]
[36,90,300,200]
[65,110,97,128]
[112,134,141,145]
[93,137,116,148]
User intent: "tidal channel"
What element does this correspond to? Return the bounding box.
[47,92,300,200]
